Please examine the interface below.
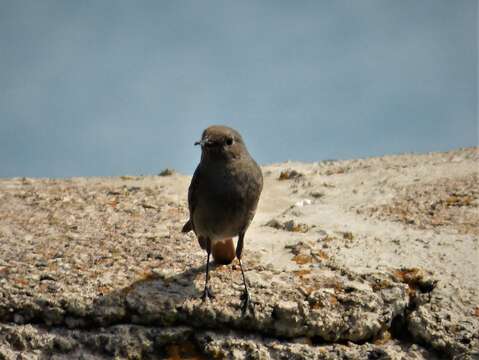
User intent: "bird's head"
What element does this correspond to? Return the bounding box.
[195,125,248,161]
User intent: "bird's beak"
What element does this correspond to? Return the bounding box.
[194,138,209,146]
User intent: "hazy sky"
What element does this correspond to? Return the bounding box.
[1,1,477,178]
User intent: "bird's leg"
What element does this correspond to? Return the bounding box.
[202,237,215,301]
[237,233,254,315]
[238,258,253,315]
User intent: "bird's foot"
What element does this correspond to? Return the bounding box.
[240,290,254,316]
[201,286,215,302]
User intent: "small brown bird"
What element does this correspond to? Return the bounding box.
[182,125,263,313]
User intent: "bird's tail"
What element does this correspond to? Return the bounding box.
[212,238,235,265]
[181,220,192,233]
[182,220,235,265]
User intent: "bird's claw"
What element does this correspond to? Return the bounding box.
[240,290,254,316]
[201,286,215,302]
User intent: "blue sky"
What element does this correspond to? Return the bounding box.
[0,1,477,177]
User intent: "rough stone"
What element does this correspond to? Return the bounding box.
[0,148,477,358]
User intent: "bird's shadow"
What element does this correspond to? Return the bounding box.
[89,260,233,327]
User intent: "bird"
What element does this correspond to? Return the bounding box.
[182,125,263,314]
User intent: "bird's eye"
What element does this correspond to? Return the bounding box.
[226,138,234,146]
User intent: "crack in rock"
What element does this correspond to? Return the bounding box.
[0,323,436,360]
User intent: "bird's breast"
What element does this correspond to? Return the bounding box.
[193,160,261,239]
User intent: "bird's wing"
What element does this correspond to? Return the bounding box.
[183,164,201,233]
[244,161,264,228]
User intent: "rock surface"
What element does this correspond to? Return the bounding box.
[0,147,478,359]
